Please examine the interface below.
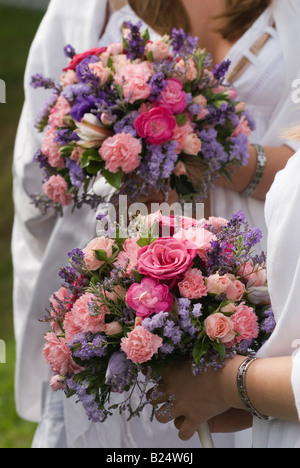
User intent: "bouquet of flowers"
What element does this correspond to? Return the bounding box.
[31,23,255,216]
[42,210,275,435]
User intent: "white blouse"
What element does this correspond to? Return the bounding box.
[12,0,300,449]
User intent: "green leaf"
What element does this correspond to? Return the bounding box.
[176,113,187,126]
[212,340,226,361]
[103,169,124,190]
[133,270,144,283]
[170,174,195,196]
[193,339,209,366]
[142,28,150,42]
[94,249,109,262]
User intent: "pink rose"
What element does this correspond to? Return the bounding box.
[49,96,71,129]
[182,133,202,155]
[137,237,197,286]
[41,128,64,168]
[206,273,231,296]
[99,133,141,174]
[231,302,259,343]
[145,39,170,61]
[44,332,84,376]
[60,69,77,86]
[204,313,236,344]
[114,237,141,277]
[173,226,216,264]
[178,268,208,300]
[70,146,84,164]
[43,175,72,206]
[173,161,187,176]
[207,216,228,231]
[126,278,173,319]
[71,292,108,334]
[103,321,123,336]
[107,42,123,55]
[157,78,188,114]
[225,275,246,302]
[121,326,163,364]
[134,107,176,145]
[232,115,252,138]
[238,262,267,288]
[173,120,194,154]
[83,237,114,271]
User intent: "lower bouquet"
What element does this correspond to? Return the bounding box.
[43,210,275,447]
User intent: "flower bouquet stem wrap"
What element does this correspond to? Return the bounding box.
[42,210,275,441]
[31,23,255,217]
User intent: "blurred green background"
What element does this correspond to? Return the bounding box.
[0,4,45,448]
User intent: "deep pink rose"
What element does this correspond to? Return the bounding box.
[126,278,173,318]
[134,107,176,145]
[120,326,163,364]
[157,78,188,114]
[137,237,197,286]
[44,332,84,376]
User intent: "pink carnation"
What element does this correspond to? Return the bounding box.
[178,268,208,299]
[43,175,72,206]
[115,62,153,104]
[126,278,173,318]
[48,96,71,128]
[231,302,259,343]
[71,292,108,334]
[173,226,216,264]
[204,313,236,344]
[44,332,84,376]
[99,133,141,174]
[157,78,188,115]
[41,128,64,168]
[114,237,141,277]
[134,107,176,145]
[120,326,163,364]
[138,237,197,287]
[82,237,114,271]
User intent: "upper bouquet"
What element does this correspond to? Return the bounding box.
[43,210,274,423]
[31,23,255,216]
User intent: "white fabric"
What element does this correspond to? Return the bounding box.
[11,0,300,449]
[251,149,300,448]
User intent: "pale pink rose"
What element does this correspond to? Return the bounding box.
[44,332,84,376]
[173,161,187,176]
[60,69,78,86]
[220,302,236,314]
[75,113,113,148]
[173,227,216,264]
[120,326,163,364]
[83,237,114,271]
[43,175,72,206]
[235,101,246,112]
[106,286,127,302]
[225,275,246,302]
[99,133,141,173]
[207,216,228,231]
[182,133,202,155]
[89,61,111,85]
[173,121,194,153]
[178,268,208,300]
[231,302,259,343]
[238,262,267,288]
[174,58,197,82]
[70,147,84,164]
[50,374,66,391]
[137,237,197,286]
[145,39,170,60]
[206,273,231,296]
[157,78,187,115]
[115,237,141,277]
[196,107,209,120]
[107,42,123,55]
[49,95,71,128]
[193,95,207,108]
[103,321,123,336]
[71,292,108,334]
[126,278,173,318]
[114,62,153,104]
[227,88,238,100]
[134,107,176,145]
[204,313,236,343]
[232,115,252,138]
[111,54,131,73]
[41,128,64,168]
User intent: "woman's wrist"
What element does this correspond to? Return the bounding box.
[218,355,248,410]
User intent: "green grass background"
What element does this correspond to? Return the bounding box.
[0,4,45,448]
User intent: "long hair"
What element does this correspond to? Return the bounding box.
[128,0,272,40]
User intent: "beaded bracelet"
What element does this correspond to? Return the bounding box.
[241,144,267,198]
[236,357,270,420]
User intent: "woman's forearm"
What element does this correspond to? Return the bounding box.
[216,145,295,201]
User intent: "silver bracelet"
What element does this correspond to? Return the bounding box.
[241,144,267,198]
[236,357,270,420]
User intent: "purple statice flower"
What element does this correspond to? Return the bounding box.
[30,73,62,93]
[61,83,91,102]
[142,311,170,333]
[65,159,84,188]
[65,378,108,423]
[105,351,136,392]
[149,72,168,101]
[68,248,85,266]
[229,133,250,166]
[113,111,139,136]
[213,59,231,81]
[33,150,55,180]
[161,141,178,179]
[64,44,76,59]
[125,21,145,60]
[69,332,107,360]
[171,28,198,56]
[177,298,198,337]
[138,141,178,188]
[54,128,79,146]
[261,307,276,334]
[198,128,227,171]
[163,320,183,346]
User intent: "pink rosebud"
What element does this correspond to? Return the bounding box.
[145,39,170,61]
[82,237,114,271]
[134,107,176,145]
[204,313,236,344]
[225,275,246,302]
[206,273,231,296]
[103,321,123,336]
[178,268,208,300]
[99,133,142,174]
[182,133,202,155]
[89,61,111,85]
[43,175,72,206]
[120,326,163,364]
[126,278,173,319]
